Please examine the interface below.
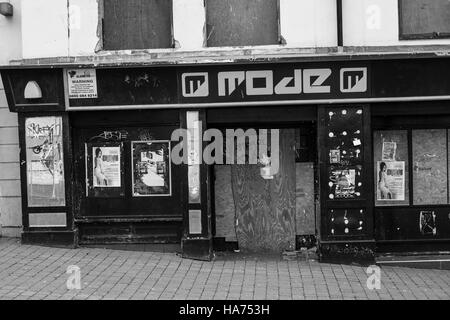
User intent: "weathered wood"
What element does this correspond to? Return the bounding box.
[206,0,279,47]
[214,165,237,241]
[0,108,18,127]
[0,127,19,145]
[0,89,7,107]
[295,162,315,235]
[399,0,450,39]
[0,197,22,226]
[0,163,20,180]
[231,129,296,252]
[412,129,447,205]
[103,0,173,50]
[0,180,21,197]
[0,145,20,163]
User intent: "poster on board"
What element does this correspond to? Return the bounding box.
[419,211,437,236]
[382,141,397,161]
[68,69,98,99]
[329,149,341,164]
[132,141,171,196]
[376,161,405,201]
[92,146,121,187]
[329,169,356,198]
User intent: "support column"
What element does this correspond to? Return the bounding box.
[181,109,213,260]
[317,105,375,264]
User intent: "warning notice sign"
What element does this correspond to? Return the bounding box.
[67,69,98,99]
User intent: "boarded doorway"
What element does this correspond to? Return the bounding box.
[214,127,316,253]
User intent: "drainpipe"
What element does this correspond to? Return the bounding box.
[336,0,344,52]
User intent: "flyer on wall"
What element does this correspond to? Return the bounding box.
[132,141,171,196]
[92,146,121,187]
[376,161,405,201]
[382,141,397,161]
[330,169,356,198]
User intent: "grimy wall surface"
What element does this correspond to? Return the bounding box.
[0,78,21,237]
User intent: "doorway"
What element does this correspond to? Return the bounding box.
[212,124,317,253]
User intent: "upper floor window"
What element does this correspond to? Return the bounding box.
[205,0,280,47]
[399,0,450,40]
[102,0,173,50]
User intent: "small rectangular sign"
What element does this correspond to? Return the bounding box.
[189,210,202,235]
[67,69,98,99]
[29,212,67,227]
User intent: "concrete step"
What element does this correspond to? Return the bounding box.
[376,252,450,270]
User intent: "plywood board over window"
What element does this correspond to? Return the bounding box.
[102,0,173,50]
[412,129,448,205]
[399,0,450,39]
[205,0,280,47]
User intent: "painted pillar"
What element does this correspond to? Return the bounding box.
[317,105,375,263]
[181,110,213,260]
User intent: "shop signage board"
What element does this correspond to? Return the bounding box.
[179,65,369,103]
[3,58,450,112]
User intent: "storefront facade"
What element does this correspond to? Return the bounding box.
[2,55,450,262]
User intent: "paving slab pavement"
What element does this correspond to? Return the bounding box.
[0,238,449,300]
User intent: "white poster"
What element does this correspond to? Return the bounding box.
[25,117,65,206]
[132,141,171,196]
[382,141,397,161]
[376,161,405,201]
[330,169,356,198]
[68,69,98,99]
[92,147,121,187]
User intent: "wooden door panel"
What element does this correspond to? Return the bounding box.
[231,129,296,252]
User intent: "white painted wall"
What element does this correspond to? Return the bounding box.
[0,78,22,238]
[21,0,69,59]
[280,0,337,48]
[69,0,100,56]
[173,0,205,50]
[0,0,22,65]
[6,0,450,62]
[343,0,450,46]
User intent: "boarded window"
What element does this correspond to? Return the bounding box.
[412,129,448,205]
[103,0,173,50]
[206,0,279,47]
[399,0,450,39]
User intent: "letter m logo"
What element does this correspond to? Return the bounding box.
[182,72,209,97]
[340,67,368,93]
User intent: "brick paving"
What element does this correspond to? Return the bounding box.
[0,238,449,300]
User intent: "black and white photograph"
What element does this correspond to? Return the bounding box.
[1,0,450,311]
